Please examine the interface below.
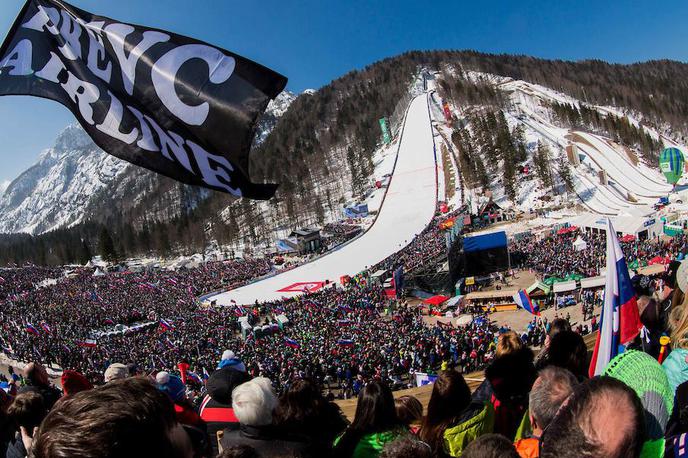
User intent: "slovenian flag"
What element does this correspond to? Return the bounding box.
[513,290,539,316]
[338,319,353,327]
[25,324,40,336]
[589,218,643,377]
[77,339,97,348]
[40,322,52,334]
[338,339,355,347]
[187,371,203,384]
[284,338,300,349]
[159,319,175,331]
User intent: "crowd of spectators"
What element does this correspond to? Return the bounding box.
[511,230,688,278]
[0,301,682,458]
[6,215,688,456]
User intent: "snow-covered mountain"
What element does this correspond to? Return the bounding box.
[0,125,129,234]
[0,91,296,234]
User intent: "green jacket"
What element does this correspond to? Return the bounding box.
[443,402,495,457]
[334,430,402,458]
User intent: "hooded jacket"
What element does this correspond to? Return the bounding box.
[200,367,249,454]
[664,348,688,395]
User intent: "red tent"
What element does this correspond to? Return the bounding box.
[424,295,450,306]
[557,226,579,235]
[648,256,670,265]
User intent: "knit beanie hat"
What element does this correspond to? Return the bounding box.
[61,370,93,397]
[156,371,186,402]
[206,367,250,405]
[104,363,129,383]
[218,350,247,372]
[604,349,674,440]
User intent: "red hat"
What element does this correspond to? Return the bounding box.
[61,370,93,397]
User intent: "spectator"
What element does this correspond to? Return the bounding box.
[220,377,309,457]
[60,370,93,398]
[394,396,423,434]
[32,377,194,458]
[0,388,13,455]
[104,363,129,383]
[156,371,205,429]
[217,350,247,372]
[534,318,571,370]
[474,332,536,439]
[604,350,673,457]
[217,444,259,458]
[539,377,645,458]
[333,381,404,458]
[17,363,61,410]
[419,371,493,457]
[665,381,688,457]
[6,392,47,458]
[199,367,250,453]
[273,378,348,454]
[462,434,520,458]
[537,331,588,381]
[665,297,688,393]
[514,367,578,458]
[379,435,432,458]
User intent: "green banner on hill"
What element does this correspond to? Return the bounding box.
[379,117,391,145]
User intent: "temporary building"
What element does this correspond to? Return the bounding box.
[553,280,578,293]
[572,236,588,251]
[580,276,605,289]
[424,295,450,306]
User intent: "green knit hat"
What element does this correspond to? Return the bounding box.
[603,350,674,441]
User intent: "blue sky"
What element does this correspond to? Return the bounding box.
[0,0,686,188]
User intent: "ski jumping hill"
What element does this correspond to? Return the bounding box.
[457,75,682,216]
[209,92,438,305]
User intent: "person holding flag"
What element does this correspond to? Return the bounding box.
[589,218,643,377]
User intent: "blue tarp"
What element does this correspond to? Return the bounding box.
[464,231,507,252]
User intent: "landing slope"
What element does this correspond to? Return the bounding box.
[210,94,437,305]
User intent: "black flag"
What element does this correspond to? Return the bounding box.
[0,0,286,199]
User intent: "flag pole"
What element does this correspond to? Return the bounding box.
[0,0,31,61]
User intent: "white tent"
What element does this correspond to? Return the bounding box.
[572,236,588,252]
[93,267,106,277]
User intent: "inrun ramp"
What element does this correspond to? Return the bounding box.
[208,93,437,305]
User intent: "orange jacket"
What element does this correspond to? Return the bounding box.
[514,437,539,458]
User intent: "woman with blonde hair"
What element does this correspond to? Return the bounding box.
[663,298,688,393]
[473,331,536,439]
[495,331,523,358]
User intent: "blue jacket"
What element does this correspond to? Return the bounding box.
[663,348,688,394]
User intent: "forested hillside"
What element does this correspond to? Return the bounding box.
[1,51,687,265]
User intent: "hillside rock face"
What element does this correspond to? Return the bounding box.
[0,91,296,235]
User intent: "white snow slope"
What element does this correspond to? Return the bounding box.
[470,76,678,216]
[209,93,437,305]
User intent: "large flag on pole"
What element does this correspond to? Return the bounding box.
[513,289,539,316]
[0,0,286,199]
[589,218,642,377]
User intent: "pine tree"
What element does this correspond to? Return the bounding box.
[534,141,554,190]
[98,227,117,263]
[557,155,575,196]
[77,239,91,265]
